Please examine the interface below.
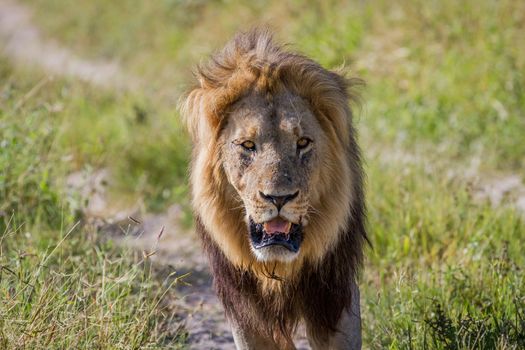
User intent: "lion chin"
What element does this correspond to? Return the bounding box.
[248,217,303,262]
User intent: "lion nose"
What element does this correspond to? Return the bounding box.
[259,191,299,210]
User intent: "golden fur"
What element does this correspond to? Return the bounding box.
[181,30,362,288]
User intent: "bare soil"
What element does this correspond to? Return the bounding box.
[0,0,133,89]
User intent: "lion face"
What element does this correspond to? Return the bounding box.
[220,90,324,262]
[182,30,363,275]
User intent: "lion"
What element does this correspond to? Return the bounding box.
[180,29,367,350]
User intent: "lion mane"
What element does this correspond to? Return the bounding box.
[181,29,367,346]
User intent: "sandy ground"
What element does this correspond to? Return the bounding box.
[0,0,133,89]
[1,1,524,348]
[112,210,237,349]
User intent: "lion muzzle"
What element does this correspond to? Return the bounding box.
[249,217,303,253]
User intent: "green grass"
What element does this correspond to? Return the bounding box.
[1,61,65,230]
[364,160,525,349]
[0,62,186,348]
[357,0,525,171]
[0,221,185,349]
[5,0,525,348]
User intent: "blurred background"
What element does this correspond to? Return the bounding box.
[0,0,524,348]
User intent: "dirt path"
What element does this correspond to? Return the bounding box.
[0,0,134,89]
[120,210,236,349]
[370,147,525,217]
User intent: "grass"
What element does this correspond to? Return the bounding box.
[358,0,525,171]
[364,160,525,349]
[0,62,186,348]
[0,220,185,349]
[4,0,525,348]
[1,61,65,230]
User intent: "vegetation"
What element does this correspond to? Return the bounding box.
[0,63,184,348]
[2,0,524,348]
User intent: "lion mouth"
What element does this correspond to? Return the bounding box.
[249,217,303,253]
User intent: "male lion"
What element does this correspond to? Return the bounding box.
[181,29,367,350]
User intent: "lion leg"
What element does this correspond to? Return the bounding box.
[228,317,280,350]
[307,282,362,350]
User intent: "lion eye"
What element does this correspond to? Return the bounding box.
[297,137,312,150]
[240,140,256,151]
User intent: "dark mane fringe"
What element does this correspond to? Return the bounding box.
[197,193,366,345]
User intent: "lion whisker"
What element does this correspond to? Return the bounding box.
[307,205,322,216]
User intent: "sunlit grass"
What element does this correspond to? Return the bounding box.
[5,0,525,348]
[364,159,525,348]
[0,63,186,348]
[0,219,185,349]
